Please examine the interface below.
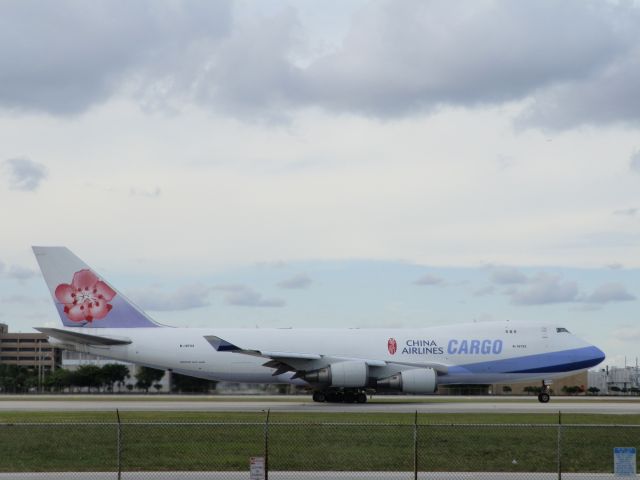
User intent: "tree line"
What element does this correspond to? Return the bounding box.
[0,364,216,394]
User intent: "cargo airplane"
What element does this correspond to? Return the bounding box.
[33,247,605,403]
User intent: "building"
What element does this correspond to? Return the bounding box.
[492,370,589,395]
[588,366,640,394]
[0,323,61,374]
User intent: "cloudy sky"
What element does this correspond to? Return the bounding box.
[1,0,640,367]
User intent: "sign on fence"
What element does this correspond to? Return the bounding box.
[250,456,266,480]
[614,447,636,477]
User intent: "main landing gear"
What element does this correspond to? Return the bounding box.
[537,380,551,403]
[312,389,368,404]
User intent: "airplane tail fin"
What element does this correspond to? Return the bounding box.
[33,246,160,328]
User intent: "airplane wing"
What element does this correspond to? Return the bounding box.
[205,335,325,375]
[204,335,449,376]
[36,327,132,346]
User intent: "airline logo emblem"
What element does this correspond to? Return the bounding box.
[388,338,397,355]
[54,269,116,324]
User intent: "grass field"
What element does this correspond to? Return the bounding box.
[1,409,640,423]
[0,410,638,473]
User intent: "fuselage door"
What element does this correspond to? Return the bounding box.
[541,327,549,350]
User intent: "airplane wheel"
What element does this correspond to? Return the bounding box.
[344,391,356,403]
[356,392,367,404]
[312,391,326,402]
[538,393,550,403]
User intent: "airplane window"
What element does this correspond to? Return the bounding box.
[556,327,570,333]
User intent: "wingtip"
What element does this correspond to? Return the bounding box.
[204,335,241,352]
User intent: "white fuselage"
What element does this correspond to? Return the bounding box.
[56,321,605,387]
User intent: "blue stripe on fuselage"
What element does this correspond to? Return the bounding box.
[447,346,605,375]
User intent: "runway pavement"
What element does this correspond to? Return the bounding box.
[1,395,639,413]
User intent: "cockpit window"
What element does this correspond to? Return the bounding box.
[556,327,570,333]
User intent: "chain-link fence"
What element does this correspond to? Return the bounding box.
[0,416,638,479]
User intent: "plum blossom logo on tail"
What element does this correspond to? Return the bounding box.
[388,338,397,355]
[55,269,116,324]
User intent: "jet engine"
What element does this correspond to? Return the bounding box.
[301,361,368,388]
[377,368,437,394]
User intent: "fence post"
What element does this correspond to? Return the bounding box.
[116,409,122,480]
[557,410,562,480]
[413,410,418,480]
[264,409,270,480]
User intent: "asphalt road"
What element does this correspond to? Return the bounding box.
[0,395,639,413]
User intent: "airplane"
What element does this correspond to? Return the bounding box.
[32,246,605,404]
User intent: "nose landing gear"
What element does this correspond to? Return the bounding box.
[537,380,551,403]
[312,388,368,403]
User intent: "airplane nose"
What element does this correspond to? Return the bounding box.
[594,345,606,362]
[587,345,606,367]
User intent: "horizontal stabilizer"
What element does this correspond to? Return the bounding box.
[36,328,132,346]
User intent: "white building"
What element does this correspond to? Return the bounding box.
[588,366,640,394]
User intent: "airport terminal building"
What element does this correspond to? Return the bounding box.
[0,323,61,373]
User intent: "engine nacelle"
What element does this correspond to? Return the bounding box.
[377,368,437,394]
[302,361,369,388]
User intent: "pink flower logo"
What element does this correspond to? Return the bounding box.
[388,338,397,355]
[55,269,116,323]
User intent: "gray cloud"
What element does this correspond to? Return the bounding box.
[509,273,579,305]
[0,261,37,281]
[504,272,636,307]
[489,267,528,285]
[414,274,445,286]
[517,51,640,129]
[606,263,624,270]
[0,0,231,114]
[215,285,285,308]
[3,158,48,191]
[570,304,602,312]
[191,6,303,121]
[303,0,639,120]
[473,285,495,296]
[128,283,212,311]
[1,294,47,304]
[277,274,312,289]
[614,208,638,217]
[585,283,636,304]
[631,151,640,174]
[129,186,162,198]
[6,265,37,280]
[255,260,288,269]
[2,0,640,129]
[612,327,640,342]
